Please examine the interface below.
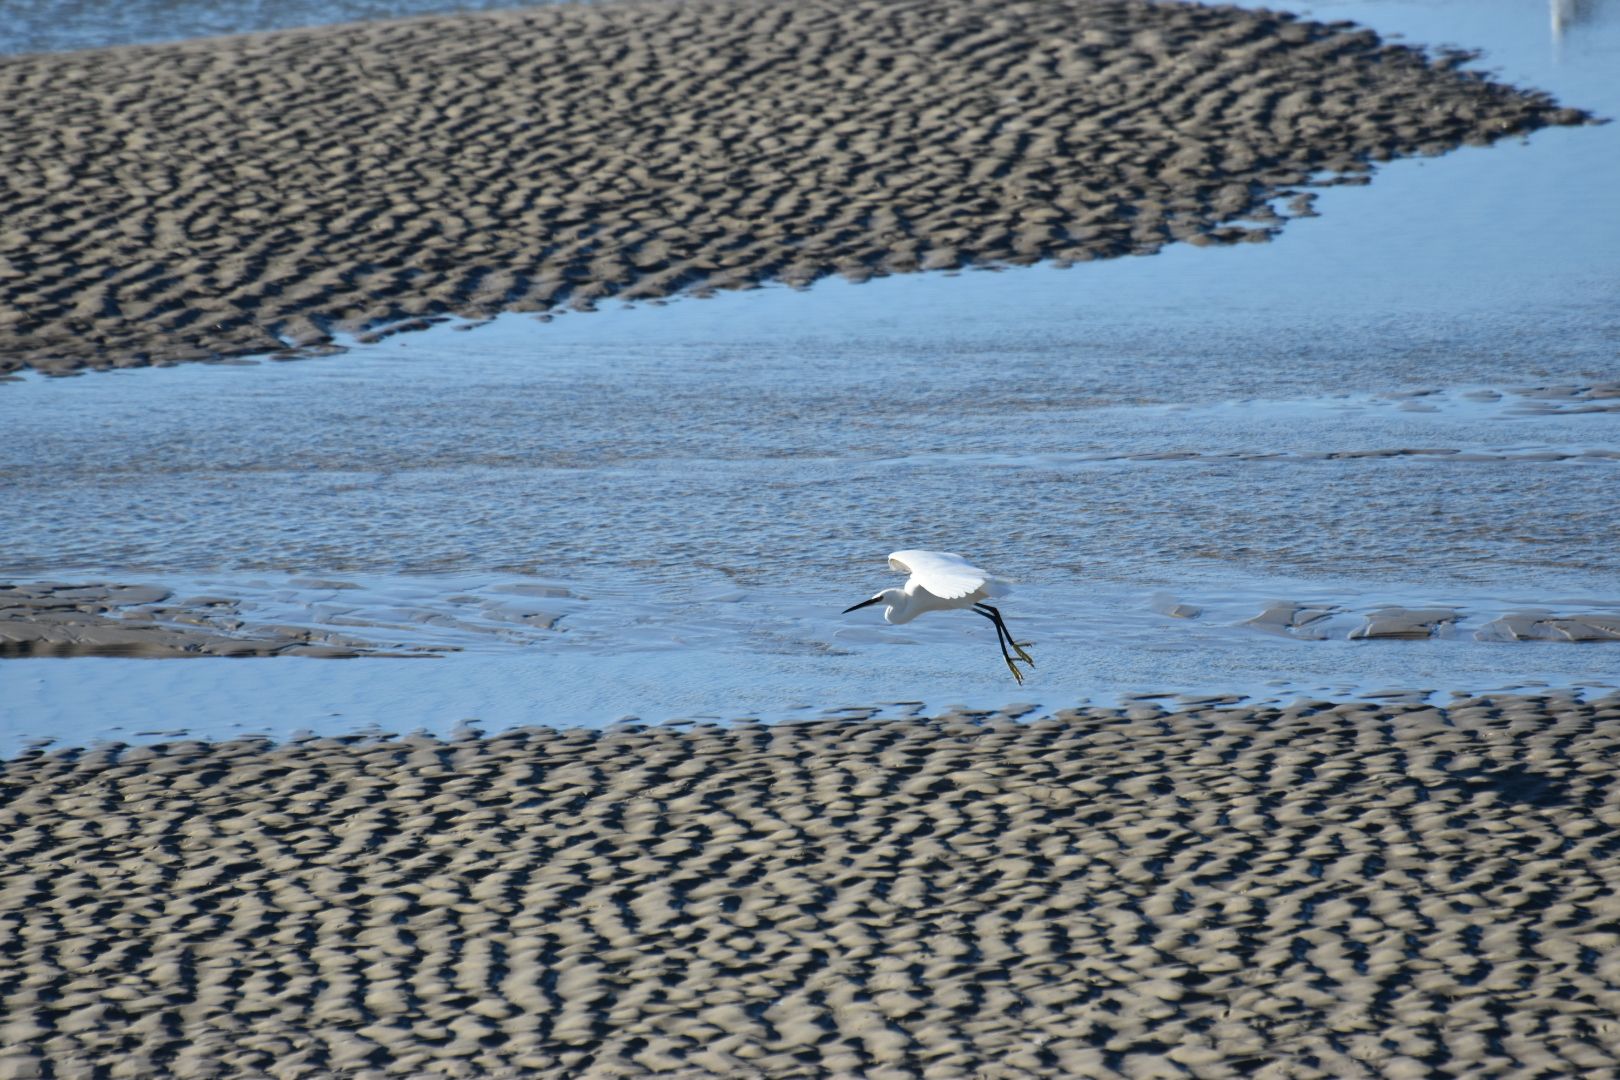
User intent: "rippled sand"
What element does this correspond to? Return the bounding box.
[4,696,1619,1076]
[0,0,1590,374]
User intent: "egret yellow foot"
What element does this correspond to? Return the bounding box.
[1004,655,1026,684]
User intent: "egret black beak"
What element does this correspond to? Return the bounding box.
[842,595,883,614]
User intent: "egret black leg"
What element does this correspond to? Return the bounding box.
[975,606,1014,659]
[973,605,1015,660]
[975,608,1025,684]
[976,604,1034,666]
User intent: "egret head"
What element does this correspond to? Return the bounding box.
[841,588,908,622]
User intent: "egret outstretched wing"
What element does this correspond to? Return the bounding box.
[887,549,1006,600]
[847,549,1030,682]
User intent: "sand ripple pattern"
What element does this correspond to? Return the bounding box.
[0,0,1589,374]
[4,697,1620,1076]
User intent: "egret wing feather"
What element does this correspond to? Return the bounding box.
[887,549,1004,600]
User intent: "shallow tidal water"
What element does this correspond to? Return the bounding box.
[0,0,550,56]
[2,0,1618,754]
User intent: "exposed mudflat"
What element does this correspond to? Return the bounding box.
[0,582,414,658]
[0,0,1591,374]
[4,696,1620,1077]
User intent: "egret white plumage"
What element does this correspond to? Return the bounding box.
[842,549,1035,683]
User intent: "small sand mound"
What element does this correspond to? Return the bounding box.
[0,0,1590,375]
[3,696,1619,1075]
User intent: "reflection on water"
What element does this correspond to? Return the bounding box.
[1552,0,1606,42]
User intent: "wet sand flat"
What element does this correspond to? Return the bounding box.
[4,696,1620,1077]
[0,0,1590,375]
[0,582,399,658]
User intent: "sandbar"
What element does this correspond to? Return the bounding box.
[3,696,1619,1075]
[0,0,1591,375]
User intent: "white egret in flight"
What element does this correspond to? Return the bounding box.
[842,549,1035,683]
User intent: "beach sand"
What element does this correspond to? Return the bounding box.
[4,695,1619,1076]
[0,0,1591,376]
